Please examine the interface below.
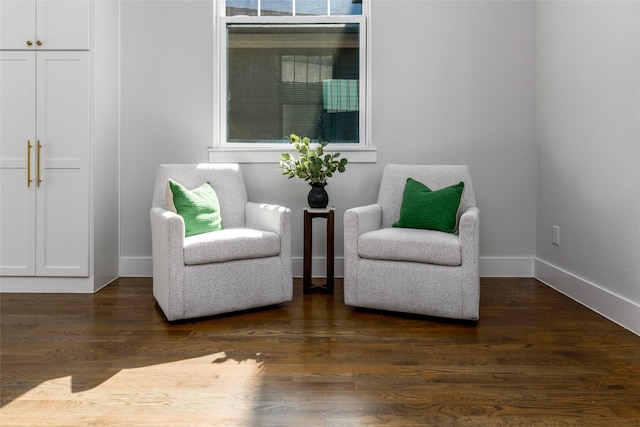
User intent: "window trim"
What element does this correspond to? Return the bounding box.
[210,0,376,163]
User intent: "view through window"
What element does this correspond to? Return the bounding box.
[222,0,365,145]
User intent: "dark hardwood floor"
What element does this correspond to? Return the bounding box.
[1,277,639,426]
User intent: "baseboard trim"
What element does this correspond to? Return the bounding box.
[8,256,637,336]
[0,276,95,293]
[535,258,640,336]
[120,257,153,277]
[479,257,534,277]
[119,256,535,279]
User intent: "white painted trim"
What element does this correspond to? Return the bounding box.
[292,256,344,278]
[535,258,640,336]
[212,6,373,157]
[208,147,377,163]
[119,256,153,277]
[0,276,94,293]
[479,256,534,277]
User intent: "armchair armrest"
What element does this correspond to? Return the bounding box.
[245,202,292,263]
[459,206,480,270]
[150,207,186,259]
[458,206,480,320]
[245,202,291,235]
[344,203,382,237]
[343,203,382,303]
[150,207,186,320]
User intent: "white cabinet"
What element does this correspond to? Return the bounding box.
[0,50,90,277]
[0,0,90,50]
[1,0,118,292]
[0,52,36,276]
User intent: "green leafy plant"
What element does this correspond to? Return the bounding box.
[278,134,348,184]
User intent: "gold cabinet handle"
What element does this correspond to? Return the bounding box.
[27,140,33,187]
[36,40,42,46]
[26,40,33,46]
[37,140,42,186]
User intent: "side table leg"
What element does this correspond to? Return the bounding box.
[327,210,335,294]
[303,211,312,294]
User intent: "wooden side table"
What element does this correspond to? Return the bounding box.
[303,207,335,294]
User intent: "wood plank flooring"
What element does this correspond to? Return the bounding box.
[1,277,639,426]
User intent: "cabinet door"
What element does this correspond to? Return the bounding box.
[0,52,37,276]
[0,0,89,50]
[36,51,90,277]
[0,0,35,49]
[36,0,90,50]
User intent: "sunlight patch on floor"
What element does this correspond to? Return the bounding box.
[1,352,264,426]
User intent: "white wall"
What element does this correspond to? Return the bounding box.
[370,0,537,276]
[119,0,538,277]
[536,1,640,333]
[92,0,121,290]
[118,0,640,333]
[120,0,215,273]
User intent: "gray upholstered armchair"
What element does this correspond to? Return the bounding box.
[150,164,293,321]
[344,164,480,320]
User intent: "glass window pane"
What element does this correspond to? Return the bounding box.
[262,0,292,16]
[282,55,295,82]
[307,56,320,82]
[227,24,360,144]
[296,0,327,16]
[226,0,258,16]
[226,0,361,17]
[331,0,362,16]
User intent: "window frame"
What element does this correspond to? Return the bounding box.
[210,0,376,163]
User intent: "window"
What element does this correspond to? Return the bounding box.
[211,0,375,162]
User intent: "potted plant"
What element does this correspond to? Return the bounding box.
[278,134,348,208]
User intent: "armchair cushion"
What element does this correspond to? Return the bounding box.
[168,179,223,237]
[358,227,462,266]
[183,228,280,265]
[392,178,464,234]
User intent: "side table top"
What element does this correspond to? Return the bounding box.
[304,206,336,213]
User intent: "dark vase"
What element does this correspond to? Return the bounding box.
[307,182,329,208]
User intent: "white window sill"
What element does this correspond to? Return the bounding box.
[208,146,377,163]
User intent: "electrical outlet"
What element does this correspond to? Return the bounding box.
[552,225,560,246]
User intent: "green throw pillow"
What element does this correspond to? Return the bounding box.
[168,179,223,237]
[392,178,464,234]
